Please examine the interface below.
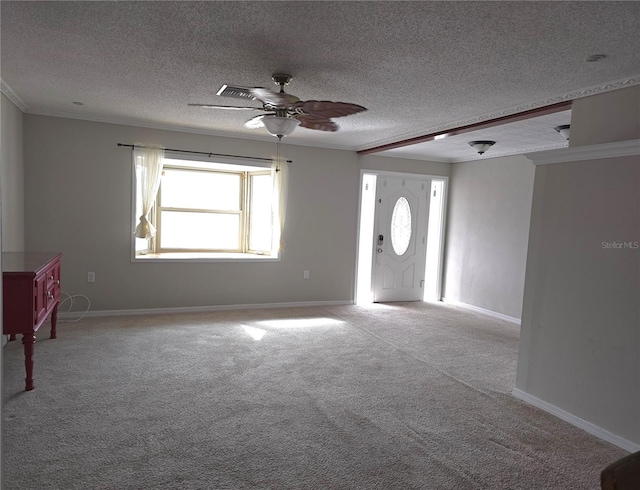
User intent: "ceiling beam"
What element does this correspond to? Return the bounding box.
[357,100,573,155]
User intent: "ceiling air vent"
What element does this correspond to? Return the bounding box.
[216,85,255,100]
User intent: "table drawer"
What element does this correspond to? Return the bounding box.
[46,263,61,292]
[34,274,49,325]
[34,261,60,325]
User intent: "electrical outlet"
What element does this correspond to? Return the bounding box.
[303,270,309,279]
[87,272,95,283]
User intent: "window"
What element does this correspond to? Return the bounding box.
[134,157,276,259]
[390,196,412,256]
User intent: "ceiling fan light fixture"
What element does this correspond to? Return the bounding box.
[262,115,300,137]
[468,140,496,155]
[554,124,571,140]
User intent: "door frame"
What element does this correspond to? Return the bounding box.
[354,169,449,304]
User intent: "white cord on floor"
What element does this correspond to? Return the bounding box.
[58,292,91,322]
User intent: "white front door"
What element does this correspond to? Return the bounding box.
[372,177,430,302]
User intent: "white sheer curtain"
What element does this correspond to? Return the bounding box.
[271,157,288,254]
[134,145,164,239]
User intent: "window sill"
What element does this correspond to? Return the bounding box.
[134,252,279,263]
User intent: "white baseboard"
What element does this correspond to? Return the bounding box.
[441,298,521,325]
[58,300,353,319]
[512,388,640,452]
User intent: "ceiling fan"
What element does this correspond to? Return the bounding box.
[188,73,367,137]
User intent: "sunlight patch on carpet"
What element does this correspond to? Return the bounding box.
[241,325,267,340]
[258,317,344,329]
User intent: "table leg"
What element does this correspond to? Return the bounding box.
[51,302,59,339]
[22,331,36,391]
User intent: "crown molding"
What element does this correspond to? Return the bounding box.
[526,139,640,165]
[357,74,640,152]
[375,143,568,164]
[25,109,359,152]
[452,143,568,163]
[29,109,282,142]
[0,78,28,112]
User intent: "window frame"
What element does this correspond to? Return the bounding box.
[245,169,273,255]
[156,165,246,254]
[132,156,279,262]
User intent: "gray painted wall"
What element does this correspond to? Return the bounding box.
[358,154,450,177]
[570,85,640,147]
[517,154,639,446]
[2,92,26,376]
[517,85,640,448]
[442,154,535,319]
[23,115,361,311]
[1,93,25,252]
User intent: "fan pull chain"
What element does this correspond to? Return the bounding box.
[275,135,282,172]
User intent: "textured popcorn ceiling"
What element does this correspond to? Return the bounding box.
[1,1,639,162]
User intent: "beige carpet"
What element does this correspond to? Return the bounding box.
[2,302,626,489]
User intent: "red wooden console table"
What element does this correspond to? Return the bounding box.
[3,252,62,391]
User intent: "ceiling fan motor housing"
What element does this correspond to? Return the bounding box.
[272,73,292,87]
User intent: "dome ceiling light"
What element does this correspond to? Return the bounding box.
[468,140,496,155]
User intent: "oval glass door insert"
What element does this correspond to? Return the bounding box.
[391,197,412,255]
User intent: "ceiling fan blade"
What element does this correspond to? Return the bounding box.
[187,103,262,111]
[296,115,339,132]
[244,114,271,129]
[293,100,367,119]
[249,88,300,108]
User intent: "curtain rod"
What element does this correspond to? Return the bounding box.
[117,143,292,164]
